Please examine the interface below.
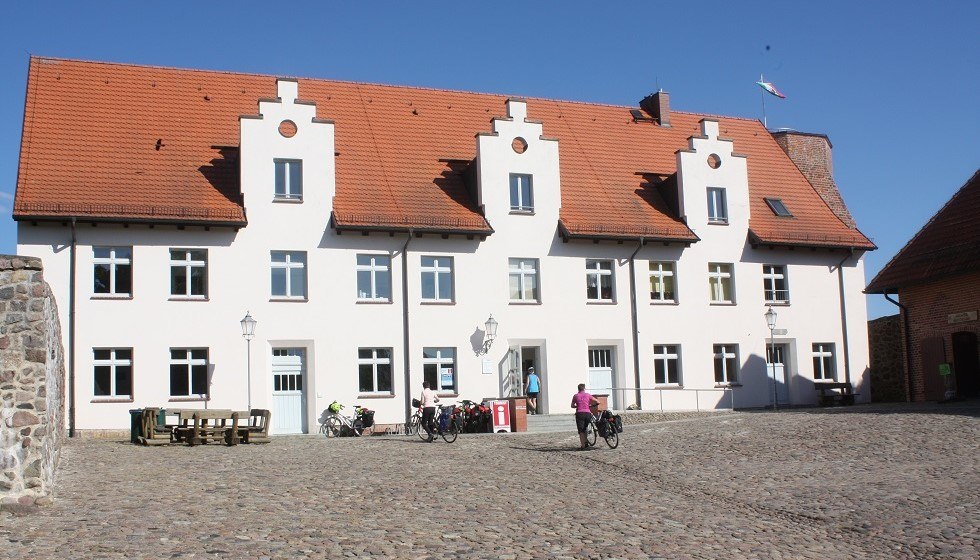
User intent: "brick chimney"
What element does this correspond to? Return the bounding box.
[639,91,671,127]
[771,130,856,228]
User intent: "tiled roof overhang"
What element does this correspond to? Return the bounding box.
[332,212,493,237]
[559,220,699,244]
[748,229,877,251]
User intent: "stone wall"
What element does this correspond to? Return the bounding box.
[0,255,65,511]
[868,314,906,402]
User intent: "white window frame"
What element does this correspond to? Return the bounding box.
[271,251,307,299]
[763,264,789,304]
[649,261,677,303]
[510,173,534,212]
[93,348,133,399]
[420,256,454,303]
[707,187,728,224]
[169,248,208,299]
[358,348,394,394]
[713,344,739,384]
[708,263,735,304]
[586,259,615,302]
[653,345,681,386]
[423,347,457,393]
[93,246,132,297]
[812,343,836,381]
[356,254,392,302]
[169,348,209,398]
[509,258,540,302]
[274,159,303,201]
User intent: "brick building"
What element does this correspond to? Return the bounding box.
[866,170,980,401]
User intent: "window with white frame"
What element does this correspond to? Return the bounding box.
[421,256,454,302]
[649,261,676,302]
[169,348,208,398]
[358,348,393,394]
[713,344,739,384]
[423,347,456,392]
[812,343,836,381]
[93,247,132,296]
[763,265,789,304]
[274,159,302,200]
[509,258,540,302]
[357,254,392,301]
[93,348,132,398]
[170,249,208,298]
[708,263,735,303]
[586,259,615,302]
[510,174,533,212]
[271,251,307,299]
[707,187,728,223]
[653,345,681,385]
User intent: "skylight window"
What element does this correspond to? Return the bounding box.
[765,198,793,217]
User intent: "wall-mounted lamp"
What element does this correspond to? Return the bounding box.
[480,314,498,355]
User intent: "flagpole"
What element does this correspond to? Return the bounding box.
[760,73,768,129]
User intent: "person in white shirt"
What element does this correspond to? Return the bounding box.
[420,381,440,442]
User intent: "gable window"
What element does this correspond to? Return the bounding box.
[93,247,132,297]
[812,343,836,381]
[357,254,392,301]
[713,344,739,384]
[423,347,456,393]
[271,251,307,299]
[510,174,534,212]
[707,187,728,224]
[763,265,789,304]
[765,197,793,217]
[358,348,393,394]
[274,159,303,200]
[170,249,208,298]
[586,259,614,302]
[93,348,132,399]
[170,348,208,398]
[421,256,454,302]
[649,261,676,302]
[708,263,735,303]
[653,345,681,385]
[509,258,540,302]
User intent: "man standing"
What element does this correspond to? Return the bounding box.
[571,383,599,450]
[524,366,541,414]
[420,381,440,443]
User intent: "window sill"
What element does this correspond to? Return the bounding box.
[707,220,729,226]
[509,301,542,305]
[168,296,210,302]
[168,397,210,403]
[270,297,309,303]
[91,295,133,300]
[91,397,134,404]
[509,210,535,216]
[714,383,742,388]
[653,385,684,390]
[814,380,840,384]
[272,197,304,204]
[356,299,393,304]
[437,393,459,399]
[650,300,679,305]
[765,301,791,306]
[586,300,617,305]
[709,302,737,306]
[420,300,455,306]
[357,394,396,399]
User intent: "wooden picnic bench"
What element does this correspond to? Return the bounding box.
[137,407,271,446]
[233,409,272,444]
[815,382,858,406]
[177,410,240,446]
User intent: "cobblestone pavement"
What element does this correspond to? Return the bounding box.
[2,403,978,559]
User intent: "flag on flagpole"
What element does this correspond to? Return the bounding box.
[756,79,786,99]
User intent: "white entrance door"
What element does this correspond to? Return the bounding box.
[588,348,616,408]
[766,345,790,407]
[271,348,306,434]
[506,346,523,397]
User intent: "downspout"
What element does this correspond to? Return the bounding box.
[883,292,914,402]
[834,249,854,386]
[68,217,77,438]
[401,230,414,428]
[628,238,645,409]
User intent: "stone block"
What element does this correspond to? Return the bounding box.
[6,313,24,324]
[10,410,39,428]
[30,300,44,311]
[0,287,13,299]
[0,336,8,350]
[15,284,27,294]
[25,349,46,363]
[31,284,45,297]
[21,437,31,448]
[10,270,29,282]
[0,479,11,491]
[10,300,26,312]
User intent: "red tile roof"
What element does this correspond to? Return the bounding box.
[14,57,873,249]
[866,170,980,293]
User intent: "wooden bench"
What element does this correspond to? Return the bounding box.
[138,407,174,446]
[233,409,272,444]
[816,382,858,406]
[172,409,239,446]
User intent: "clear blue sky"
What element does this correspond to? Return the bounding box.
[1,1,977,320]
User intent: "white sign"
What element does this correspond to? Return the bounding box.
[482,359,493,374]
[948,311,978,324]
[772,328,788,336]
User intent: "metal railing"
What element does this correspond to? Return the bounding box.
[594,386,736,412]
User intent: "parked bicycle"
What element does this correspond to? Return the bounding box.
[320,401,374,437]
[585,409,621,449]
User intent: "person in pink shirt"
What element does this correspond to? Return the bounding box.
[420,381,440,443]
[571,383,599,450]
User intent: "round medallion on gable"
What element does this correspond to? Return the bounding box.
[707,153,722,169]
[278,120,298,138]
[512,137,528,154]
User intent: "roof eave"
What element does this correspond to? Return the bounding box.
[558,221,700,245]
[13,213,248,229]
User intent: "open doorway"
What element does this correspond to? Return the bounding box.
[506,346,543,413]
[952,331,979,398]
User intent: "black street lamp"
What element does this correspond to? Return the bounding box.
[764,306,778,411]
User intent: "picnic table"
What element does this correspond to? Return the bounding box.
[815,382,858,406]
[137,408,271,446]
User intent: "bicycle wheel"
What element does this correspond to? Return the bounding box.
[604,428,619,449]
[413,414,428,440]
[441,421,459,443]
[352,419,364,437]
[586,422,598,447]
[326,416,342,437]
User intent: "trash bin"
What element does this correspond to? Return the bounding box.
[129,409,144,444]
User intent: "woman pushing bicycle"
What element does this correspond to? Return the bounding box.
[571,383,599,450]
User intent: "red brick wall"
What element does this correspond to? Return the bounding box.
[900,271,980,401]
[772,132,856,228]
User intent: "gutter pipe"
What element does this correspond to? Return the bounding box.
[883,292,914,402]
[834,249,854,386]
[628,238,645,409]
[68,218,77,438]
[401,230,414,429]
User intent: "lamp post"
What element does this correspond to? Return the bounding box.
[482,314,498,355]
[240,312,257,411]
[764,306,778,411]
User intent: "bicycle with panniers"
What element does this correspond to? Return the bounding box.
[320,401,375,437]
[586,409,622,449]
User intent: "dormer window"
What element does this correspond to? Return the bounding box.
[707,187,728,224]
[274,159,303,201]
[765,197,793,217]
[510,174,534,212]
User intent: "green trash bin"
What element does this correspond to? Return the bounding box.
[129,409,144,444]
